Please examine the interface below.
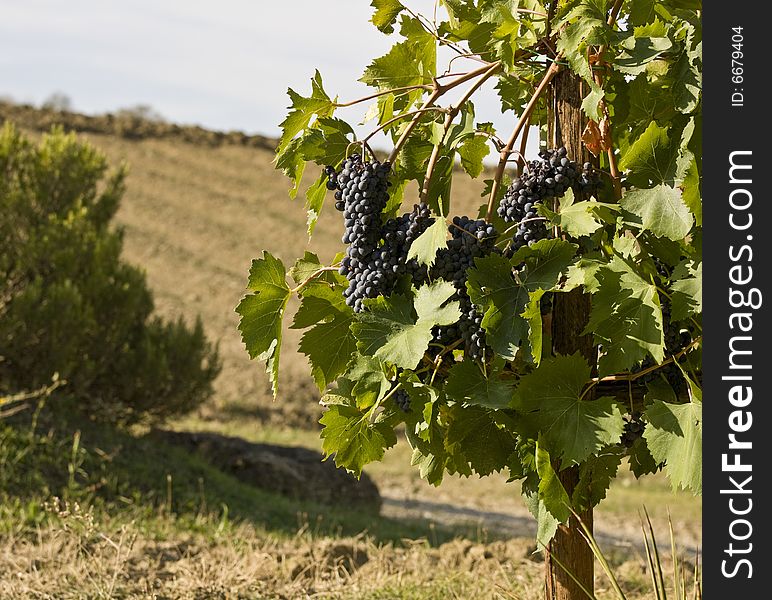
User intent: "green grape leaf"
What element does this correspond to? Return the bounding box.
[581,85,605,122]
[444,361,516,409]
[511,238,578,292]
[292,284,349,329]
[352,281,460,369]
[524,490,560,549]
[644,400,702,494]
[304,174,328,236]
[572,446,624,509]
[681,157,702,225]
[563,257,604,293]
[514,353,625,465]
[628,436,660,479]
[672,22,701,114]
[466,253,528,360]
[618,121,687,187]
[299,313,357,391]
[236,252,291,397]
[586,257,665,375]
[458,132,490,178]
[535,440,572,524]
[614,26,673,75]
[538,189,604,238]
[348,354,391,409]
[361,17,435,90]
[275,137,306,199]
[670,261,702,320]
[289,251,338,286]
[320,402,397,477]
[406,217,448,268]
[277,71,334,157]
[621,185,693,240]
[370,0,405,34]
[446,405,518,476]
[521,289,546,365]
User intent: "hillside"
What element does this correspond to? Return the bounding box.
[1,102,486,427]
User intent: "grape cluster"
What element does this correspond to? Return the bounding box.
[430,216,499,360]
[380,202,435,287]
[498,147,602,254]
[329,156,393,312]
[621,412,645,448]
[327,161,500,361]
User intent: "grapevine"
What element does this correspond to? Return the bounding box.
[238,2,702,598]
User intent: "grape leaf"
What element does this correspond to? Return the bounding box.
[236,252,291,396]
[304,174,328,236]
[628,436,660,479]
[511,239,578,291]
[466,253,528,360]
[614,26,672,75]
[572,446,624,509]
[445,405,518,476]
[468,241,575,361]
[347,354,391,409]
[361,17,435,90]
[289,251,338,286]
[299,313,357,391]
[370,0,405,34]
[681,157,702,225]
[352,281,460,369]
[520,289,545,365]
[406,217,448,268]
[444,361,516,409]
[671,22,701,114]
[524,490,560,549]
[292,285,349,329]
[644,399,702,494]
[670,261,702,320]
[277,71,334,157]
[458,132,490,178]
[535,440,572,524]
[514,353,625,465]
[586,257,665,375]
[621,185,693,241]
[320,401,397,477]
[538,189,604,238]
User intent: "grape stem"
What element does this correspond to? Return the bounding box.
[419,61,502,204]
[387,62,506,164]
[486,58,562,221]
[577,336,703,401]
[289,266,340,295]
[363,107,450,146]
[334,85,433,108]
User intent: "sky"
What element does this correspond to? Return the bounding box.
[0,0,534,150]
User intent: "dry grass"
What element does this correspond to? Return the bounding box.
[0,498,683,600]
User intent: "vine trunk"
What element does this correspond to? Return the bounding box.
[545,69,598,600]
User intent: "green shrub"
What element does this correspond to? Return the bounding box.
[0,123,220,425]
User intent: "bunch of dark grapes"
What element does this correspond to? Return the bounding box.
[430,216,499,360]
[498,147,602,254]
[380,202,435,288]
[621,411,645,448]
[328,156,392,312]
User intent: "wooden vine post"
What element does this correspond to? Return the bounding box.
[545,68,598,600]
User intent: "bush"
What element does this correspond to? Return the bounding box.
[0,123,220,425]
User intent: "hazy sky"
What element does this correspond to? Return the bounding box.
[1,0,530,149]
